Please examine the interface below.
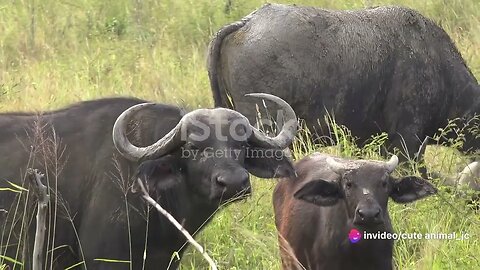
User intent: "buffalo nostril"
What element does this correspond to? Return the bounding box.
[215,176,227,187]
[357,209,365,218]
[215,171,250,191]
[355,206,383,225]
[357,208,381,219]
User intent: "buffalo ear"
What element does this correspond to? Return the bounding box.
[390,176,437,203]
[132,155,182,193]
[294,179,342,206]
[244,148,296,179]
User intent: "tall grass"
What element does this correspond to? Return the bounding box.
[0,0,479,269]
[0,0,478,112]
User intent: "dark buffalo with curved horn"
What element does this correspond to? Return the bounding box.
[208,3,480,161]
[0,95,297,269]
[273,153,437,269]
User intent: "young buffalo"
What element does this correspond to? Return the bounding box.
[273,153,437,270]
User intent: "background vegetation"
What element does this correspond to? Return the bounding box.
[0,0,479,269]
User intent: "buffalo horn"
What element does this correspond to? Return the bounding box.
[246,93,298,149]
[112,103,185,161]
[385,155,399,173]
[326,157,346,175]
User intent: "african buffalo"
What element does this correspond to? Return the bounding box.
[0,94,297,269]
[438,161,480,191]
[273,153,437,269]
[208,4,480,160]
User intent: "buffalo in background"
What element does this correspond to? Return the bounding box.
[0,94,297,269]
[208,4,480,162]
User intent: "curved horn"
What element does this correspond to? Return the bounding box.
[246,93,298,149]
[326,157,345,175]
[385,155,399,173]
[112,103,185,161]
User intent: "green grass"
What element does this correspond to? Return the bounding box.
[0,0,479,269]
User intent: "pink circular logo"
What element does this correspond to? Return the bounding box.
[348,228,361,243]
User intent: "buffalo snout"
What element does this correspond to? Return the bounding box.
[354,202,383,226]
[212,169,251,200]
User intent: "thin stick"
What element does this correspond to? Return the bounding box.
[136,179,217,270]
[27,168,50,270]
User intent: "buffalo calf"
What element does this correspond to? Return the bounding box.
[273,153,436,270]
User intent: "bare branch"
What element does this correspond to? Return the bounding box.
[136,178,217,270]
[27,168,50,270]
